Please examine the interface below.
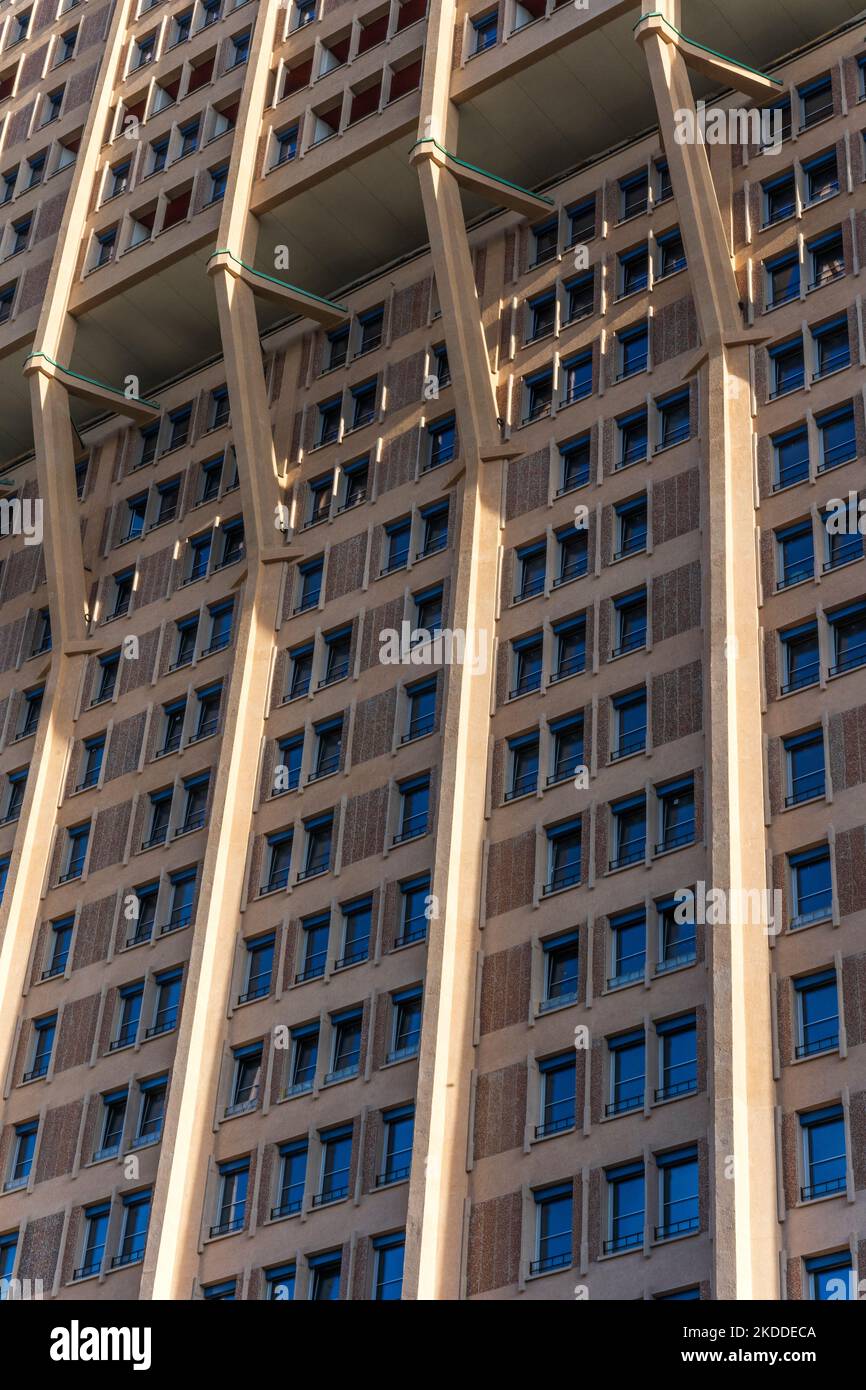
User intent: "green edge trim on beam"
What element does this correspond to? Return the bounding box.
[24,352,161,410]
[408,138,555,205]
[208,249,349,313]
[634,12,783,86]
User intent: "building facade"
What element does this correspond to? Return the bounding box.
[0,0,864,1301]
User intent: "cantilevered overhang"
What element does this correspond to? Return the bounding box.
[453,0,866,192]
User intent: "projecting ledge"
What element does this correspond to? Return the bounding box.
[409,139,555,219]
[634,12,783,101]
[23,352,160,426]
[207,250,348,330]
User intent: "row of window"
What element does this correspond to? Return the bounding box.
[506,592,646,699]
[770,400,857,490]
[226,985,421,1113]
[0,1188,152,1290]
[512,495,646,603]
[766,312,852,400]
[778,596,866,694]
[258,773,431,896]
[759,145,842,232]
[771,504,864,591]
[202,1230,405,1301]
[6,1072,167,1195]
[88,597,231,714]
[100,514,243,623]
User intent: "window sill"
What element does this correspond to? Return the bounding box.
[650,1227,700,1250]
[524,1259,574,1284]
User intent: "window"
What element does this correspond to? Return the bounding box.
[1,168,17,204]
[614,498,647,563]
[564,271,593,324]
[766,249,799,308]
[212,1159,248,1236]
[784,729,824,807]
[287,1024,318,1095]
[808,230,844,290]
[204,599,233,656]
[516,541,545,601]
[608,908,645,990]
[0,858,8,906]
[299,814,332,880]
[43,916,73,980]
[61,822,89,882]
[561,351,592,407]
[351,379,377,430]
[43,88,64,125]
[11,217,32,255]
[275,733,303,795]
[655,777,695,855]
[217,518,244,568]
[789,846,833,928]
[544,818,581,894]
[306,474,331,528]
[357,306,384,354]
[620,170,648,220]
[95,1090,127,1160]
[471,9,497,52]
[388,987,422,1062]
[238,932,273,1007]
[606,1028,644,1117]
[566,196,595,245]
[657,895,696,973]
[773,425,809,489]
[656,1014,697,1102]
[227,1044,262,1115]
[12,10,31,43]
[287,643,313,699]
[817,404,856,472]
[26,153,45,189]
[511,632,542,698]
[618,409,647,467]
[144,788,171,848]
[655,159,672,202]
[611,688,646,760]
[166,407,189,449]
[618,324,648,380]
[830,599,866,676]
[799,75,833,129]
[150,138,169,174]
[111,985,143,1052]
[800,1105,846,1201]
[427,415,455,469]
[6,1121,37,1192]
[656,1146,699,1240]
[382,516,411,575]
[315,1126,352,1204]
[230,30,250,66]
[379,1106,414,1186]
[558,435,590,494]
[172,617,198,671]
[19,687,42,738]
[126,881,158,947]
[339,456,368,511]
[135,1075,166,1146]
[336,896,370,969]
[2,769,27,824]
[610,794,645,870]
[657,389,690,448]
[413,586,442,639]
[761,95,792,144]
[555,526,588,586]
[209,163,228,203]
[326,1011,364,1084]
[320,627,351,687]
[812,316,849,379]
[763,172,796,226]
[806,1251,853,1301]
[397,874,430,947]
[656,227,685,278]
[527,290,555,340]
[23,1013,55,1083]
[172,8,192,43]
[537,1054,576,1138]
[93,227,116,266]
[531,217,558,267]
[523,369,552,423]
[619,244,648,297]
[823,504,861,573]
[296,558,322,612]
[541,932,578,1011]
[547,714,583,787]
[0,282,15,324]
[309,1250,341,1300]
[76,1204,109,1280]
[311,716,341,780]
[186,532,211,582]
[418,502,448,560]
[201,0,222,24]
[273,1142,307,1218]
[293,0,317,27]
[803,151,838,206]
[297,911,329,985]
[613,590,647,657]
[198,454,223,504]
[507,732,538,801]
[551,615,585,682]
[203,1280,236,1300]
[147,969,181,1038]
[780,620,819,694]
[606,1162,644,1253]
[795,970,839,1059]
[263,831,292,894]
[395,776,429,844]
